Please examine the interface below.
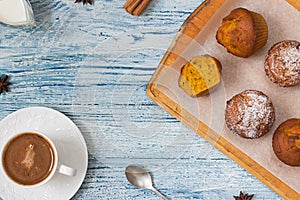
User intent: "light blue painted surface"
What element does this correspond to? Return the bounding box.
[0,0,283,199]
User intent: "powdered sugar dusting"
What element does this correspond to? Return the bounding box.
[238,92,273,138]
[225,90,275,138]
[265,40,300,87]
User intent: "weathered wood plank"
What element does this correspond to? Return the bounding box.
[0,0,282,199]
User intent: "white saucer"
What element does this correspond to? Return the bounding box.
[0,107,88,200]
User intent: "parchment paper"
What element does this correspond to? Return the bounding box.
[156,0,300,193]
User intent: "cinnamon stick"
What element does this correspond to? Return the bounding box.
[123,0,152,16]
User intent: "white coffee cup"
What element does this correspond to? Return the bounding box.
[0,131,76,188]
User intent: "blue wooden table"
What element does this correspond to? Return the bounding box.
[0,0,282,199]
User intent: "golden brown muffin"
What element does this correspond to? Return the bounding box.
[178,55,222,97]
[264,40,300,87]
[216,7,268,58]
[272,118,300,166]
[225,90,275,139]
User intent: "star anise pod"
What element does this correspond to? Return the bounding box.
[233,191,254,200]
[75,0,93,5]
[0,75,11,94]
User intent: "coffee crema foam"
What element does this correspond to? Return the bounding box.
[2,132,55,185]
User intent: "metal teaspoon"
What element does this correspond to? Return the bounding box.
[125,165,168,200]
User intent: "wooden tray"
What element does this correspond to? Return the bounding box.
[146,0,300,199]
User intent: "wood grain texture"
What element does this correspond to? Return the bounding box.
[0,0,283,199]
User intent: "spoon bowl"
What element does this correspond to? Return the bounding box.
[125,165,168,200]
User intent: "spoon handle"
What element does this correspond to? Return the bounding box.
[151,187,168,200]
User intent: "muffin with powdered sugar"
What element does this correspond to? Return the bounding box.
[264,40,300,87]
[225,90,275,139]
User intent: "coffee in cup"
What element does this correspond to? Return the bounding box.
[1,131,76,187]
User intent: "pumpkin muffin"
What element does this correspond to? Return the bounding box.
[216,7,268,58]
[273,118,300,166]
[264,40,300,87]
[225,90,275,139]
[178,55,222,97]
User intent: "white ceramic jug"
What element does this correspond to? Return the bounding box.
[0,0,34,26]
